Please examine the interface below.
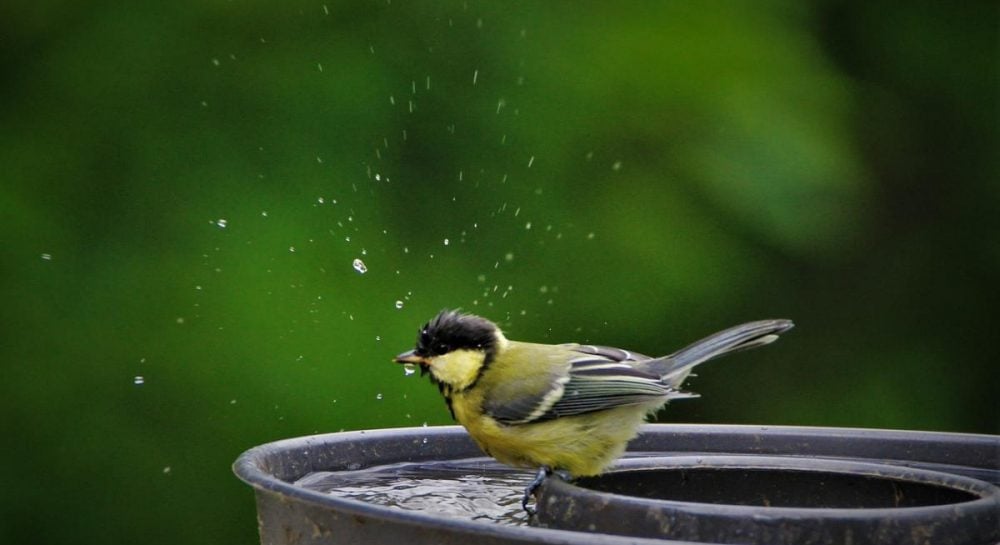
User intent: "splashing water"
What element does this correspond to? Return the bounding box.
[295,459,533,526]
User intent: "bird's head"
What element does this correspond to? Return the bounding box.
[394,309,506,391]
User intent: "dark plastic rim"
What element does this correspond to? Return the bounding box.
[623,425,1000,484]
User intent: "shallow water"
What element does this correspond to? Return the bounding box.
[295,458,535,526]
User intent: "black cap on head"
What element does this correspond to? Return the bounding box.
[415,310,499,357]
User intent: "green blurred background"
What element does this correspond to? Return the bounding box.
[2,1,996,543]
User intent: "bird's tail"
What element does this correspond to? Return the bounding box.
[643,319,794,388]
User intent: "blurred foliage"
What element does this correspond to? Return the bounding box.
[1,1,996,543]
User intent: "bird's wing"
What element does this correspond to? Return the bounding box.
[485,349,683,425]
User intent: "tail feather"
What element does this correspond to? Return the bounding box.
[642,319,794,388]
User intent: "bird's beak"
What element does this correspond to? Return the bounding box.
[394,349,427,365]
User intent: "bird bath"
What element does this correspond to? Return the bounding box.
[233,424,999,545]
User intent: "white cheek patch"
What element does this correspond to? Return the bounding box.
[429,349,485,390]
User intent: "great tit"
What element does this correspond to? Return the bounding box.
[394,309,793,512]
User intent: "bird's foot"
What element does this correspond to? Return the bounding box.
[521,466,573,516]
[521,466,551,516]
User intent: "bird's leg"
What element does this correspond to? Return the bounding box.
[521,465,552,515]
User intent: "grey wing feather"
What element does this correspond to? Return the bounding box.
[487,349,682,425]
[484,385,562,425]
[562,343,653,363]
[542,375,671,418]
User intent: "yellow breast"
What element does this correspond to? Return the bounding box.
[449,390,653,476]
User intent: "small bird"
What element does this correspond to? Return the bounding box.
[394,310,793,513]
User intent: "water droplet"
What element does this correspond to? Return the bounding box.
[375,335,381,341]
[504,252,514,262]
[352,258,367,274]
[611,160,622,171]
[133,376,145,385]
[230,399,237,404]
[261,211,268,217]
[525,222,532,230]
[586,232,595,240]
[403,364,416,376]
[215,219,228,228]
[375,173,381,181]
[395,300,404,309]
[443,238,450,246]
[376,393,383,400]
[317,197,325,204]
[162,466,171,474]
[289,246,296,252]
[40,253,52,261]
